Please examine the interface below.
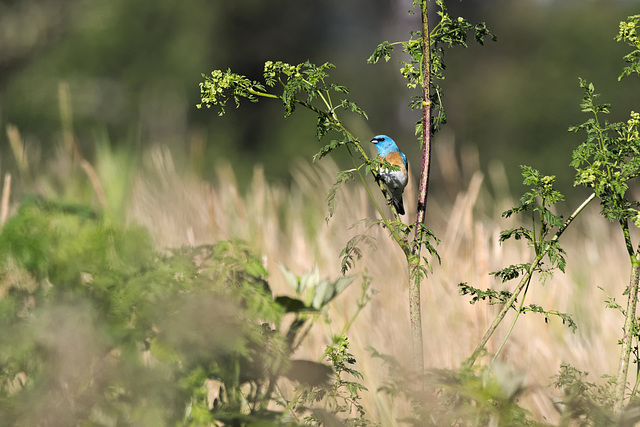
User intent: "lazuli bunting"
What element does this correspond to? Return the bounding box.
[370,135,408,215]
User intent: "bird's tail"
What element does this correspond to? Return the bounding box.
[393,197,405,215]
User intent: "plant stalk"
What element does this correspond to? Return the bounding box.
[415,3,432,228]
[490,277,532,367]
[614,255,640,414]
[464,254,543,369]
[406,0,432,377]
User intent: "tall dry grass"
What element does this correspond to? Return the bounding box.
[119,138,629,425]
[3,122,629,424]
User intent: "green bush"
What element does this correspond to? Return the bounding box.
[0,199,357,426]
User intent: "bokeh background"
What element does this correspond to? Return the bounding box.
[1,0,638,198]
[2,1,640,423]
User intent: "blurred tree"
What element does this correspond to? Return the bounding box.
[441,0,640,199]
[0,0,638,197]
[0,0,404,186]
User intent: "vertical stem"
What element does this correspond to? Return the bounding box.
[415,2,432,226]
[614,257,640,414]
[407,0,432,377]
[408,272,424,375]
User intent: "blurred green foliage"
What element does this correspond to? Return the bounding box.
[0,188,387,425]
[0,199,355,425]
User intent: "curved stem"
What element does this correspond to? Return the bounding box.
[251,80,412,254]
[246,87,280,100]
[252,70,412,256]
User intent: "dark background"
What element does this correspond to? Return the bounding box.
[1,0,638,199]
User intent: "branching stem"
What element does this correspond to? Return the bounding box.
[464,192,595,368]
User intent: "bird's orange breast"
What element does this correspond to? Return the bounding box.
[383,152,407,170]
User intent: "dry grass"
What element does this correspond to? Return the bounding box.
[119,140,631,425]
[2,126,626,423]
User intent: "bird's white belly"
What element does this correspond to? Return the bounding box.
[379,169,407,190]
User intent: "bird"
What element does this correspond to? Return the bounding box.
[370,135,408,215]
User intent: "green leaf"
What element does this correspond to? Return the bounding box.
[367,41,394,64]
[491,263,531,283]
[311,275,356,309]
[274,296,317,313]
[284,360,333,387]
[325,169,355,222]
[279,264,302,294]
[279,265,355,309]
[458,282,513,306]
[339,228,378,275]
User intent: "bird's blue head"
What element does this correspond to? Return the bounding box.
[371,135,399,157]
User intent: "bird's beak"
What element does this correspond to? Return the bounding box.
[370,138,379,144]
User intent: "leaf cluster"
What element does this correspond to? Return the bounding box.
[197,68,267,116]
[461,166,575,335]
[500,166,566,269]
[615,15,640,80]
[408,221,441,281]
[339,219,379,275]
[199,60,368,162]
[552,364,617,425]
[570,79,640,224]
[279,265,355,312]
[522,304,577,332]
[263,61,363,123]
[368,0,496,137]
[495,166,571,312]
[459,282,513,306]
[295,336,377,427]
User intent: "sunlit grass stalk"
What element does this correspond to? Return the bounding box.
[1,173,11,226]
[6,125,30,179]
